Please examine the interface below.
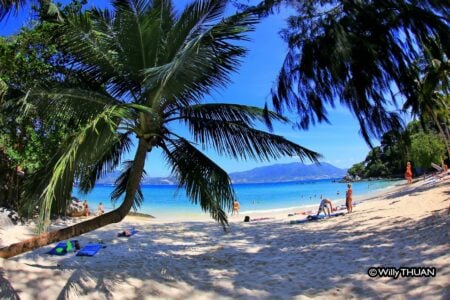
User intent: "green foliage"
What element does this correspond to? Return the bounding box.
[347,119,447,179]
[410,133,446,170]
[240,0,449,147]
[347,162,364,178]
[0,1,92,213]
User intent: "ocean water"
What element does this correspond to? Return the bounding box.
[73,179,401,218]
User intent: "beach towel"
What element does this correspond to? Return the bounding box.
[330,212,345,217]
[47,240,77,255]
[289,219,310,224]
[76,244,103,256]
[117,228,138,237]
[251,217,274,222]
[288,211,312,217]
[290,215,323,224]
[307,215,326,221]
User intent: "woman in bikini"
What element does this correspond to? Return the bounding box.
[405,161,413,184]
[232,200,240,215]
[346,184,353,213]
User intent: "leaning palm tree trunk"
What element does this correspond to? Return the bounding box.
[0,140,147,259]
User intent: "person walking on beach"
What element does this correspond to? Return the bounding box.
[405,161,413,184]
[316,196,333,217]
[232,200,240,215]
[346,184,353,213]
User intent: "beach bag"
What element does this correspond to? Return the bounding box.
[244,216,250,222]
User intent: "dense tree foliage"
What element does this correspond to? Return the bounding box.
[347,121,447,179]
[0,1,94,215]
[239,0,449,147]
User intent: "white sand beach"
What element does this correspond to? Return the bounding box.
[1,177,449,299]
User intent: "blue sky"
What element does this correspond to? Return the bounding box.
[0,0,405,177]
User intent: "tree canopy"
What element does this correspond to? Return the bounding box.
[239,0,449,146]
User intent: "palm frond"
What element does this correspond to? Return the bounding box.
[176,103,288,131]
[0,0,25,20]
[111,160,146,211]
[142,1,258,107]
[36,105,129,232]
[270,0,449,144]
[162,138,234,229]
[21,88,123,125]
[0,78,7,102]
[77,132,133,193]
[61,9,142,99]
[180,116,321,162]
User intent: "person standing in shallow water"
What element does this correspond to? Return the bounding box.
[346,184,353,213]
[405,161,413,184]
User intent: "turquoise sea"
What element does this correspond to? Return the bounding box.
[73,179,401,218]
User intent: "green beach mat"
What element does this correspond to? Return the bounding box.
[48,240,77,255]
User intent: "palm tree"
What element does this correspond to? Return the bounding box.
[0,0,23,20]
[0,0,320,258]
[240,0,449,146]
[1,0,62,22]
[404,43,449,158]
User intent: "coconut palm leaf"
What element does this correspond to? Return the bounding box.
[144,1,257,105]
[178,113,321,162]
[162,138,233,228]
[37,105,130,231]
[176,103,287,130]
[76,132,133,193]
[0,0,25,20]
[111,160,146,211]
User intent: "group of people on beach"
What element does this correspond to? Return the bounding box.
[232,183,354,219]
[82,200,104,217]
[316,183,353,216]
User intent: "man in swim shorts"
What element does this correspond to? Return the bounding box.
[317,196,333,217]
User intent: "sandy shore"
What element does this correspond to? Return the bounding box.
[1,177,449,299]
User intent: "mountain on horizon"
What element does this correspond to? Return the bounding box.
[95,162,347,185]
[229,162,346,183]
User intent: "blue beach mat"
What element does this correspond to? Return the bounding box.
[76,244,104,256]
[290,213,345,224]
[307,215,326,221]
[47,240,77,255]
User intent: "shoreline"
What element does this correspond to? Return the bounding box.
[72,178,401,220]
[1,175,449,299]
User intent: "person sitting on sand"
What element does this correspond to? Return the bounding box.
[97,202,104,216]
[316,196,333,217]
[232,200,240,215]
[83,200,90,216]
[346,183,353,213]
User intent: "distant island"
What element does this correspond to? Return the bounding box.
[96,162,347,185]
